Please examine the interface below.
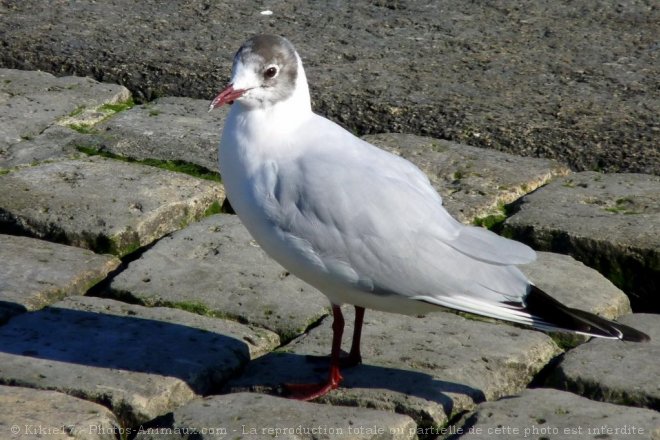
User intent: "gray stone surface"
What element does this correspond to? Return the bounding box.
[0,125,89,170]
[0,296,279,425]
[0,64,656,437]
[93,96,226,172]
[0,156,225,256]
[365,133,569,223]
[547,314,660,411]
[1,2,657,173]
[110,214,329,342]
[520,252,632,321]
[504,172,660,311]
[136,392,417,440]
[0,68,130,149]
[0,384,120,440]
[453,388,660,440]
[228,307,561,427]
[0,234,120,320]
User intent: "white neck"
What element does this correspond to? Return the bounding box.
[220,55,314,178]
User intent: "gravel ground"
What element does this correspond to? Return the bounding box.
[0,0,658,173]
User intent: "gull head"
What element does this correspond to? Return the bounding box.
[209,35,305,111]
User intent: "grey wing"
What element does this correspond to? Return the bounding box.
[255,128,535,306]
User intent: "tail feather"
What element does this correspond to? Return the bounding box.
[413,285,649,342]
[525,285,649,342]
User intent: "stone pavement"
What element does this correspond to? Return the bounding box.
[1,1,659,174]
[504,172,660,312]
[1,68,658,439]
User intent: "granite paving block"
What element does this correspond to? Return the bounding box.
[0,296,279,425]
[0,125,88,170]
[110,214,329,342]
[504,172,660,311]
[0,234,120,321]
[453,388,660,440]
[136,392,417,440]
[547,313,659,410]
[94,96,227,172]
[0,68,129,148]
[521,252,635,348]
[0,384,120,440]
[364,134,569,223]
[0,156,225,256]
[228,307,561,427]
[520,252,632,320]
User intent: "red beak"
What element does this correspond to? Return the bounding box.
[208,85,247,111]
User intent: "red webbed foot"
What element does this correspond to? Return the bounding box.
[282,365,343,401]
[282,305,364,401]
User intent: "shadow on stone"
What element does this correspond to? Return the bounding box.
[0,306,250,392]
[227,351,485,425]
[0,296,280,424]
[0,300,27,324]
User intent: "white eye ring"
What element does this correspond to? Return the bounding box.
[264,64,279,79]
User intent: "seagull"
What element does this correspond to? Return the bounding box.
[210,34,649,400]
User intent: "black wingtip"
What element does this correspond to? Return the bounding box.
[525,286,650,342]
[567,307,650,342]
[621,327,651,343]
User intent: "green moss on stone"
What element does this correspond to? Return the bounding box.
[75,145,221,182]
[100,98,135,113]
[171,300,213,315]
[204,200,223,217]
[549,332,584,351]
[68,106,85,117]
[119,240,142,257]
[69,123,98,134]
[163,300,245,324]
[473,212,507,230]
[603,197,641,215]
[473,202,508,230]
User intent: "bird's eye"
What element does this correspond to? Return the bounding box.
[264,66,278,79]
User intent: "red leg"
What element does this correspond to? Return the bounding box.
[284,304,345,400]
[342,306,364,367]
